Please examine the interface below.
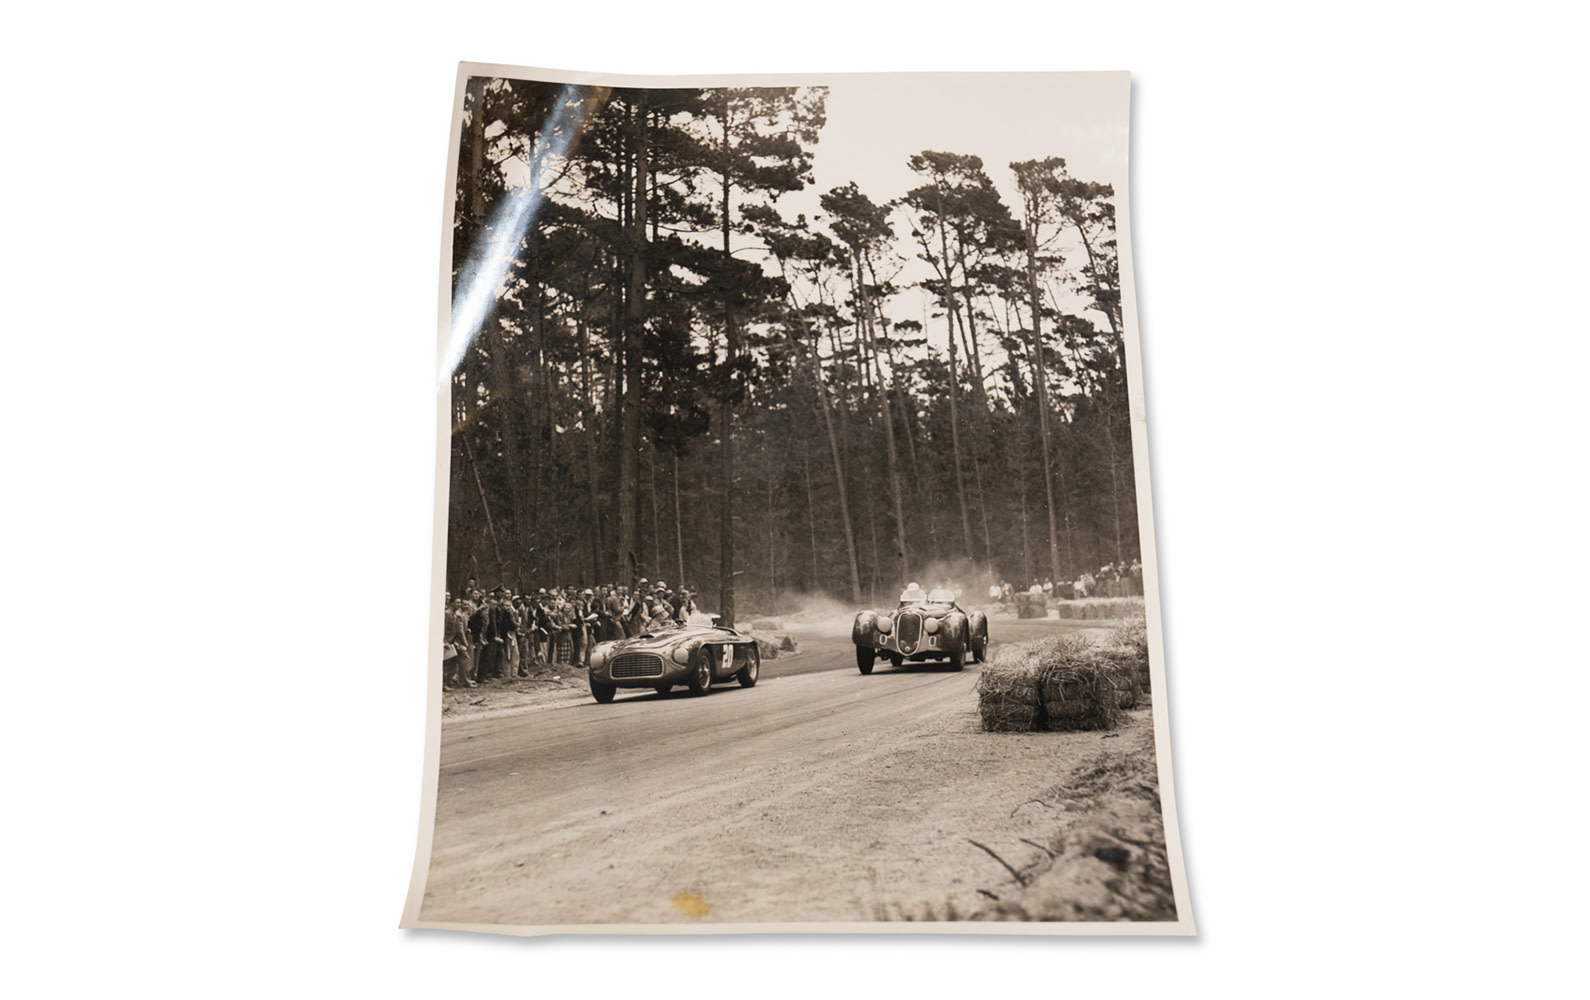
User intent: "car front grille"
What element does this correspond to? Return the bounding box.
[611,653,665,679]
[895,612,922,653]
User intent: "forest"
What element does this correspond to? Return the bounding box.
[445,77,1140,624]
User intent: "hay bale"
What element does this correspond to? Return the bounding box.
[1014,592,1048,619]
[976,630,1143,733]
[748,618,784,631]
[1106,662,1142,708]
[1055,601,1077,619]
[1038,665,1123,730]
[753,636,781,660]
[1102,619,1150,695]
[779,635,798,653]
[976,649,1044,732]
[1031,634,1125,731]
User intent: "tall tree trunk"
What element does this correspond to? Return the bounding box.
[863,261,921,509]
[617,95,648,585]
[807,326,862,601]
[648,445,663,581]
[803,455,820,592]
[955,241,989,408]
[766,473,776,600]
[1023,215,1063,584]
[1067,212,1127,565]
[461,434,506,580]
[717,118,738,628]
[580,313,602,582]
[780,277,863,603]
[855,253,909,582]
[673,452,685,593]
[934,211,976,564]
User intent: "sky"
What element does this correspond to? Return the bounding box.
[788,71,1130,355]
[801,71,1129,219]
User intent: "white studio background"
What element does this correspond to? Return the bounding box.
[2,2,1584,997]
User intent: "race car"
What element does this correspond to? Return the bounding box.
[851,584,989,675]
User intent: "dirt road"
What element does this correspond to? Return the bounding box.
[417,615,1155,927]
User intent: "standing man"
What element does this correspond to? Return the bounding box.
[466,596,488,681]
[443,595,475,689]
[625,586,648,637]
[478,587,517,680]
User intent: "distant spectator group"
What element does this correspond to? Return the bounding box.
[441,577,699,689]
[991,558,1143,607]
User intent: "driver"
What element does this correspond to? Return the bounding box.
[899,581,927,603]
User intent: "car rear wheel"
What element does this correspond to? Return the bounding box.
[687,654,713,696]
[591,678,617,703]
[971,630,988,663]
[856,645,875,675]
[737,646,760,688]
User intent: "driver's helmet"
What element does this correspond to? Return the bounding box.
[899,582,927,603]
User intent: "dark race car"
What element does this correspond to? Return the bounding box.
[851,585,989,675]
[586,622,760,703]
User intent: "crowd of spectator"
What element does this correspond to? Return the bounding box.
[441,577,699,689]
[987,558,1144,606]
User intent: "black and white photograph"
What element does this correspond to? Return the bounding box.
[11,0,1587,993]
[402,64,1191,934]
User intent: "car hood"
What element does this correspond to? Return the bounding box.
[598,624,742,654]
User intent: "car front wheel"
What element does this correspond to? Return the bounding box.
[856,645,875,675]
[945,645,964,672]
[687,654,714,696]
[591,678,617,703]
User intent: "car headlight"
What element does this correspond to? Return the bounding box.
[671,644,695,665]
[878,616,893,634]
[924,617,939,634]
[590,646,608,669]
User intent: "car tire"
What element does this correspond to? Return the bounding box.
[856,645,875,675]
[737,645,760,688]
[591,678,617,703]
[687,654,714,696]
[945,645,964,672]
[654,684,671,697]
[889,653,903,669]
[972,630,987,663]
